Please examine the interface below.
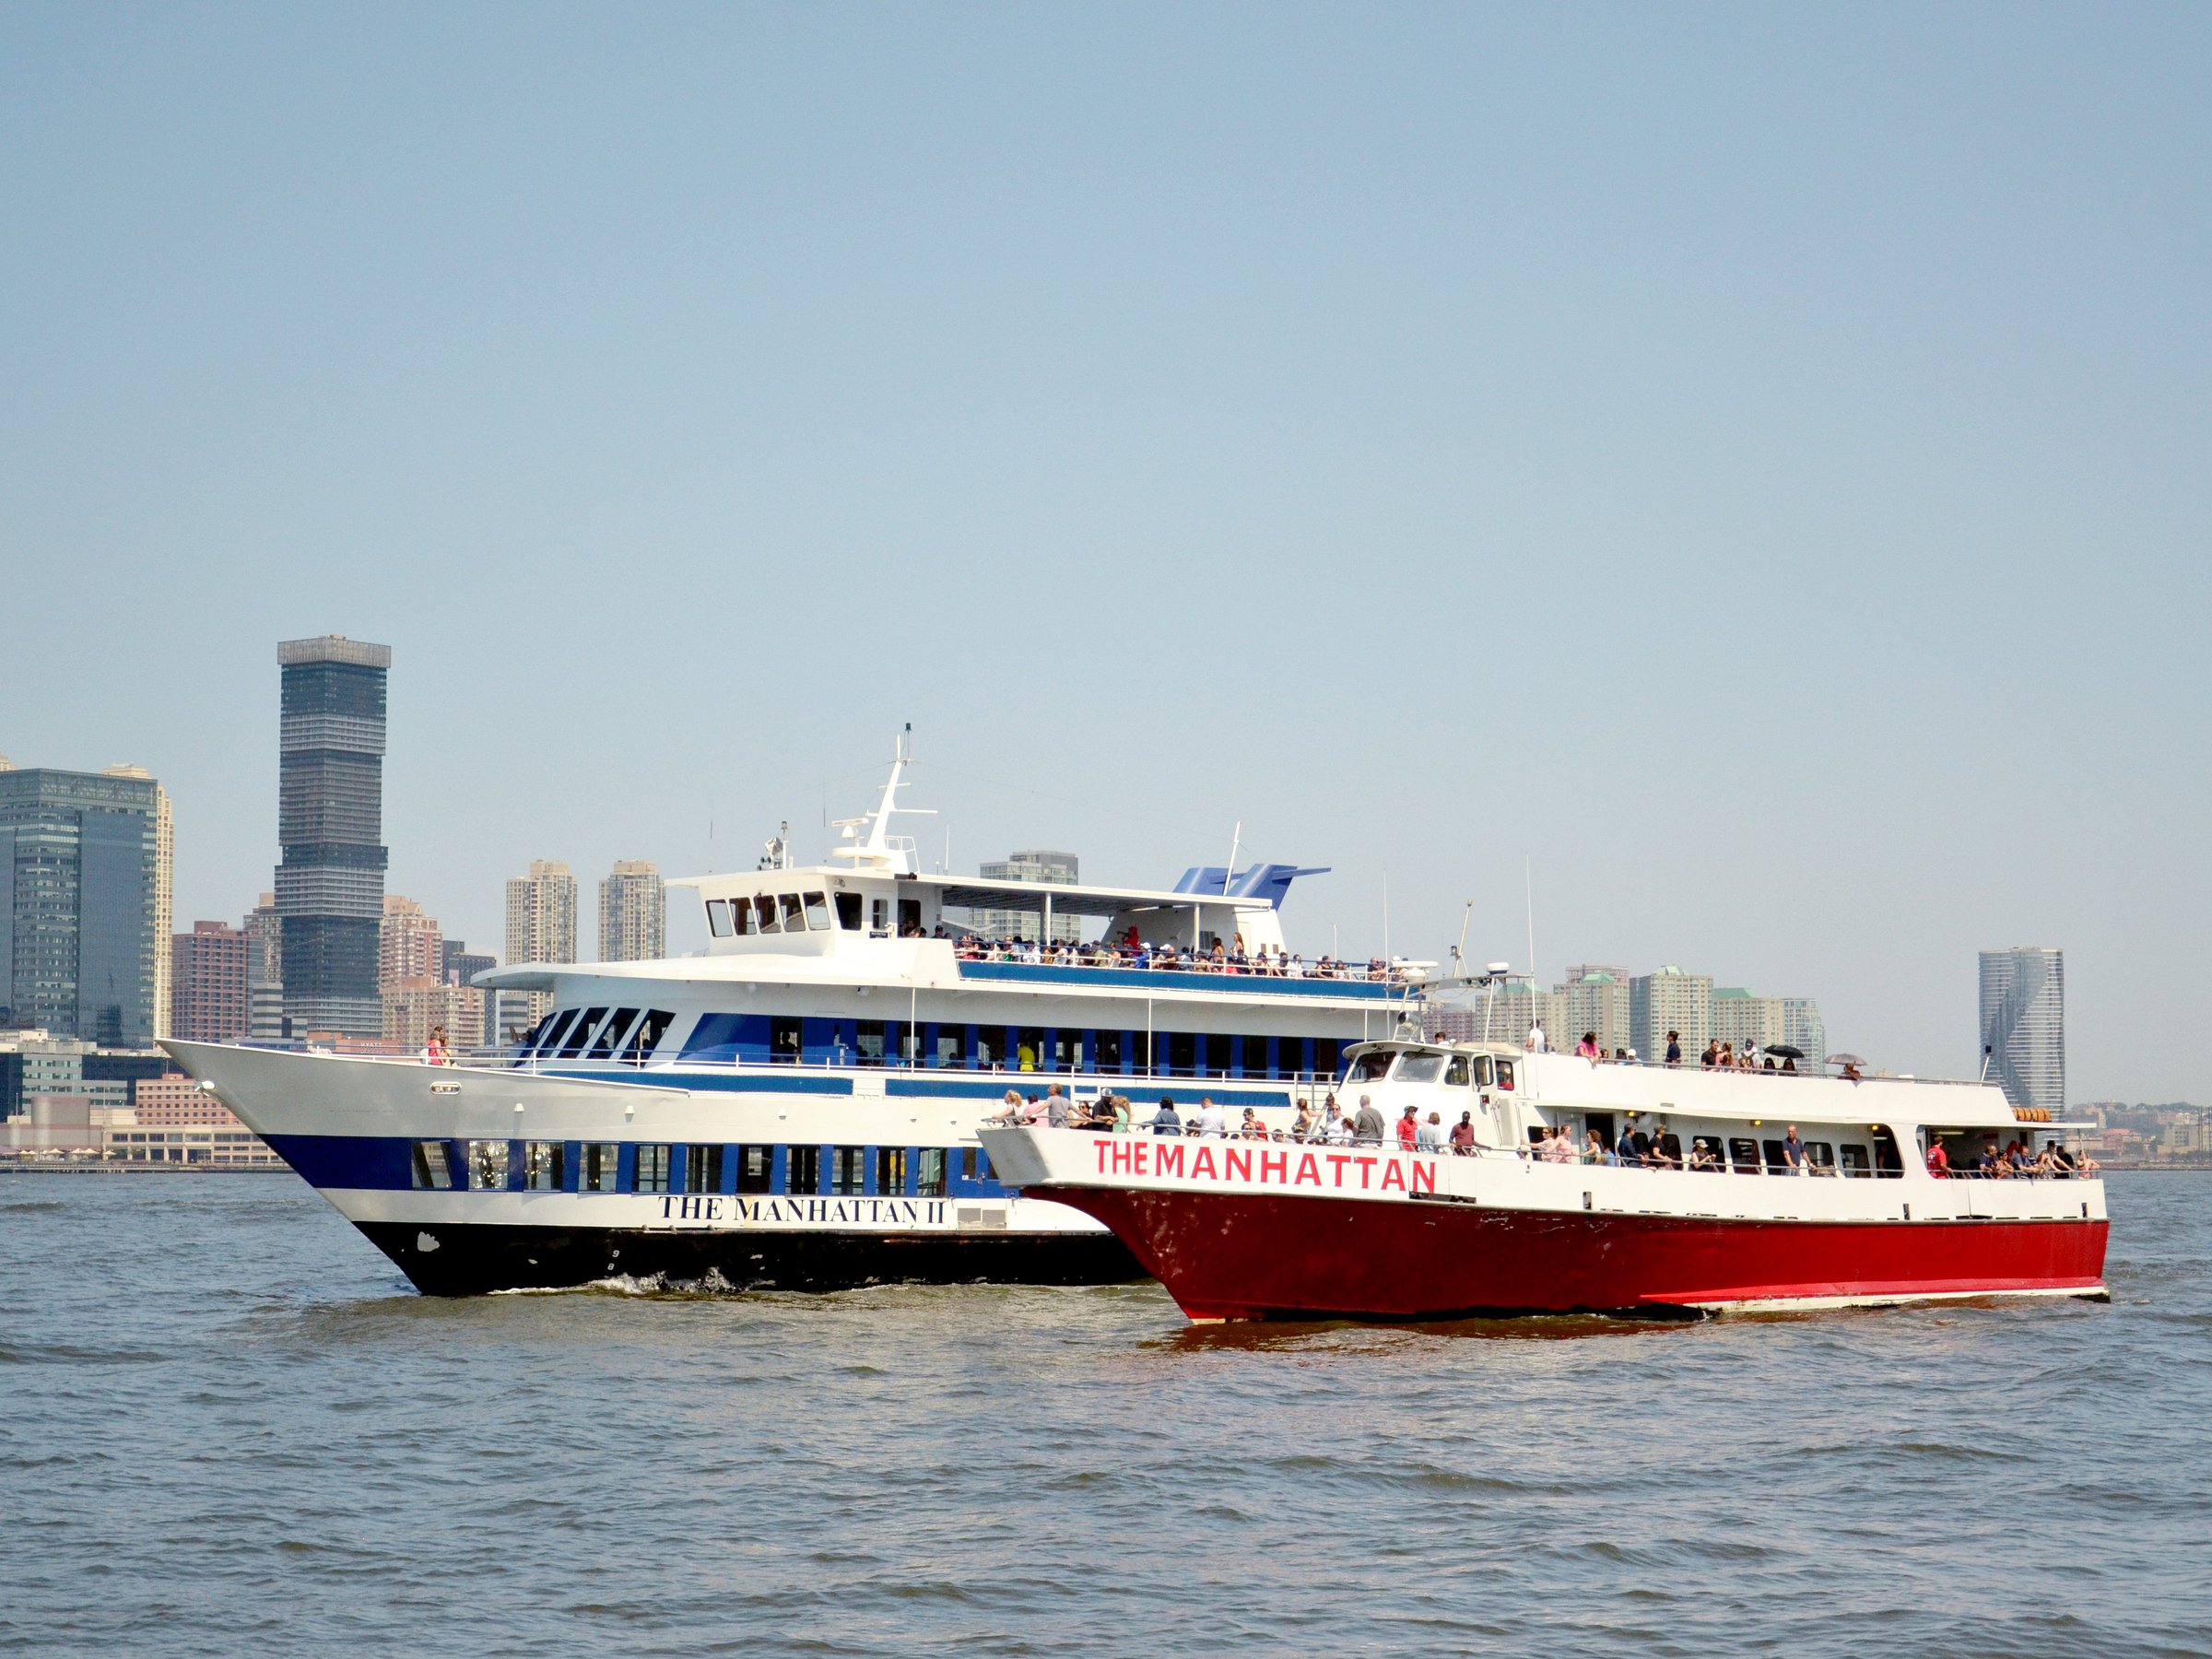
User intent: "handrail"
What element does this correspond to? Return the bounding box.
[954,939,1424,986]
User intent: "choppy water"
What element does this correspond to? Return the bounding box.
[3,1172,2207,1656]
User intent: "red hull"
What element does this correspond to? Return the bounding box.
[1046,1188,2111,1321]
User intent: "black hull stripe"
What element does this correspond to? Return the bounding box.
[358,1221,1145,1298]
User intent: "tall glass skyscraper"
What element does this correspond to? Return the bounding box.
[275,636,391,1037]
[0,764,166,1044]
[1980,947,2065,1117]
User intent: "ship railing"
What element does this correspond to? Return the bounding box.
[955,943,1426,987]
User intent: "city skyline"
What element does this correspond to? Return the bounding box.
[5,10,2204,1098]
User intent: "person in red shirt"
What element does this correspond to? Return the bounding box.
[1450,1111,1477,1154]
[1397,1106,1420,1149]
[1925,1137,1951,1179]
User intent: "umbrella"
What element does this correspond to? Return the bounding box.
[1826,1053,1865,1065]
[1765,1044,1806,1061]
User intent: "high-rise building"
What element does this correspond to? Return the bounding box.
[1431,983,1563,1049]
[171,921,249,1044]
[382,977,486,1052]
[440,939,502,1042]
[379,895,443,990]
[1710,987,1786,1055]
[598,860,665,962]
[1780,997,1827,1067]
[242,892,286,1040]
[0,765,166,1044]
[275,636,390,1037]
[1554,970,1631,1054]
[1630,966,1712,1064]
[1981,947,2064,1117]
[505,861,577,1024]
[971,850,1081,943]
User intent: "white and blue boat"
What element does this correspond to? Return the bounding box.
[165,742,1428,1295]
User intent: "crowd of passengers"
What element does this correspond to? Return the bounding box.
[987,1085,2097,1179]
[1520,1024,1849,1077]
[947,925,1410,984]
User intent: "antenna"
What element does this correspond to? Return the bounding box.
[1223,821,1241,896]
[1382,876,1390,960]
[1451,900,1474,975]
[1524,857,1535,983]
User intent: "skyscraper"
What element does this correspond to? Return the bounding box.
[1710,987,1785,1054]
[0,764,166,1044]
[505,861,577,1024]
[972,850,1081,943]
[1780,997,1827,1067]
[1630,966,1713,1064]
[378,895,443,990]
[598,860,665,961]
[171,921,249,1044]
[1981,947,2064,1117]
[1554,970,1630,1054]
[242,892,286,1040]
[275,636,390,1037]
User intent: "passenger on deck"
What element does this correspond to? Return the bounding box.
[1526,1021,1549,1053]
[986,1088,1026,1126]
[1700,1041,1718,1069]
[1044,1085,1070,1128]
[1195,1097,1228,1137]
[1782,1125,1808,1173]
[1618,1115,1653,1166]
[1576,1030,1601,1060]
[1688,1137,1719,1171]
[2046,1139,2077,1177]
[1241,1108,1269,1141]
[1584,1127,1607,1164]
[1925,1138,1950,1178]
[1453,1112,1478,1154]
[1762,1055,1778,1072]
[1150,1097,1182,1135]
[1540,1125,1574,1163]
[1418,1111,1446,1151]
[1324,1111,1356,1146]
[1353,1096,1386,1145]
[1652,1124,1683,1168]
[1291,1101,1317,1142]
[1666,1030,1683,1066]
[1397,1106,1420,1149]
[1783,1056,1799,1073]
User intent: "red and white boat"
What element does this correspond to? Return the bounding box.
[977,1039,2109,1322]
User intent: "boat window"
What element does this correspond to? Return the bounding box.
[964,1147,990,1181]
[835,892,863,931]
[771,1018,802,1063]
[899,898,922,935]
[735,1146,772,1193]
[1095,1030,1124,1072]
[559,1008,607,1059]
[1728,1136,1762,1173]
[753,895,781,935]
[468,1140,509,1190]
[1345,1051,1393,1084]
[706,900,733,937]
[855,1020,886,1065]
[780,894,808,932]
[582,1142,619,1192]
[410,1140,453,1190]
[1495,1060,1516,1091]
[871,897,890,935]
[622,1009,674,1064]
[730,895,757,935]
[633,1145,671,1194]
[830,1146,865,1195]
[686,1145,723,1194]
[1396,1053,1446,1086]
[804,892,830,931]
[1241,1035,1268,1077]
[1806,1142,1835,1171]
[1761,1139,1790,1173]
[787,1145,820,1194]
[515,1011,557,1054]
[1019,1028,1045,1072]
[1444,1055,1471,1087]
[917,1148,947,1196]
[1314,1039,1340,1079]
[1053,1030,1079,1071]
[1872,1127,1903,1177]
[897,1023,920,1065]
[533,1009,578,1057]
[587,1008,640,1060]
[876,1147,906,1194]
[1840,1144,1871,1177]
[935,1029,963,1068]
[1132,1031,1152,1074]
[525,1141,564,1191]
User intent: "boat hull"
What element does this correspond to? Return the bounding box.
[1041,1186,2111,1321]
[359,1217,1140,1297]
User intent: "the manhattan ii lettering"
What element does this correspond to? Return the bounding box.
[657,1195,948,1228]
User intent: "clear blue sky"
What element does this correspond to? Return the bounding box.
[5,5,2206,1100]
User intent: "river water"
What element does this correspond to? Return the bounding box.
[3,1171,2206,1656]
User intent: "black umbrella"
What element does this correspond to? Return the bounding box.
[1765,1044,1806,1061]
